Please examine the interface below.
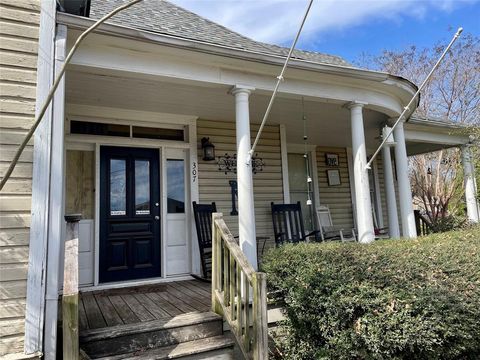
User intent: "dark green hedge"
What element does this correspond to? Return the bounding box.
[262,227,480,359]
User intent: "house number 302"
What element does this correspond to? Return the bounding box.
[192,162,197,182]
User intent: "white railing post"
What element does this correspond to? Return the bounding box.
[253,272,268,360]
[211,212,223,314]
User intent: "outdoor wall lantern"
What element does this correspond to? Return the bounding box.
[201,137,215,161]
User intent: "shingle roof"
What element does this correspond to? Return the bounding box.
[89,0,351,67]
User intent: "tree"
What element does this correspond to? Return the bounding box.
[356,33,480,226]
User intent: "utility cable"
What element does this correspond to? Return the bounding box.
[248,0,314,164]
[0,0,144,191]
[365,27,463,170]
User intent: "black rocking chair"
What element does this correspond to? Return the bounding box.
[271,202,320,245]
[192,201,217,281]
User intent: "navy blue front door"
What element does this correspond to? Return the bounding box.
[100,146,161,283]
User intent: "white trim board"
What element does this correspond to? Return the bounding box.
[24,1,57,355]
[82,121,198,289]
[44,24,67,360]
[67,104,197,124]
[404,130,469,145]
[279,125,290,203]
[346,147,357,229]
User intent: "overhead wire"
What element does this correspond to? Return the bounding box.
[365,27,463,170]
[248,0,314,165]
[0,0,144,191]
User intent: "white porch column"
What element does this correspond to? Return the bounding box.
[231,85,258,269]
[348,102,375,243]
[461,145,480,223]
[382,144,400,238]
[393,121,417,238]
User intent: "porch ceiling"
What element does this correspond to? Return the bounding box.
[66,68,389,149]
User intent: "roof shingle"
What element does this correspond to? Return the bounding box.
[89,0,351,67]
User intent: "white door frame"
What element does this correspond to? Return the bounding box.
[64,110,198,289]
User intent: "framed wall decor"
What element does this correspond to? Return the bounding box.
[325,153,339,167]
[327,169,341,186]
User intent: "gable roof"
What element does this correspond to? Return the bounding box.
[89,0,351,67]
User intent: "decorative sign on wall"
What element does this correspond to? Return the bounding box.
[327,169,341,186]
[325,153,339,167]
[217,153,265,175]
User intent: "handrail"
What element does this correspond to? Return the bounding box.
[211,213,268,360]
[414,210,433,236]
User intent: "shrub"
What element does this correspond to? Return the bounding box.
[262,227,480,360]
[430,214,465,233]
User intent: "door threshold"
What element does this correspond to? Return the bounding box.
[79,275,194,293]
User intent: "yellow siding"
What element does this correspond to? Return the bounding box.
[65,150,95,219]
[0,0,40,355]
[316,146,355,229]
[197,119,284,253]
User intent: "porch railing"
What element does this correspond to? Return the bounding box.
[414,210,433,236]
[211,213,268,360]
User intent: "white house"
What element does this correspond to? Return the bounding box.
[0,0,478,359]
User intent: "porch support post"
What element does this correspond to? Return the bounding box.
[461,145,479,223]
[348,101,374,243]
[231,85,258,269]
[43,24,67,360]
[393,121,417,238]
[382,145,400,238]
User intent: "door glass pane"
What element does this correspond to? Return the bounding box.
[110,159,126,215]
[167,159,185,213]
[135,160,150,215]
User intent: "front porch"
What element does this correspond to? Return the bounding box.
[31,19,479,360]
[77,280,211,331]
[62,279,240,359]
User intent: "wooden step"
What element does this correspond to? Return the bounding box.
[95,335,235,360]
[81,312,224,358]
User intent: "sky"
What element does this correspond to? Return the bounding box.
[170,0,480,63]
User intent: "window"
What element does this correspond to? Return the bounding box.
[70,120,185,142]
[132,126,184,141]
[288,153,315,231]
[135,160,150,215]
[166,159,185,213]
[110,159,126,215]
[71,121,129,137]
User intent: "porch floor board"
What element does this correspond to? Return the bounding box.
[78,279,211,331]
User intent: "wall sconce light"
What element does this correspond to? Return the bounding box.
[201,137,215,161]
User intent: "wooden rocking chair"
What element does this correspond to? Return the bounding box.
[192,201,217,281]
[271,202,320,245]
